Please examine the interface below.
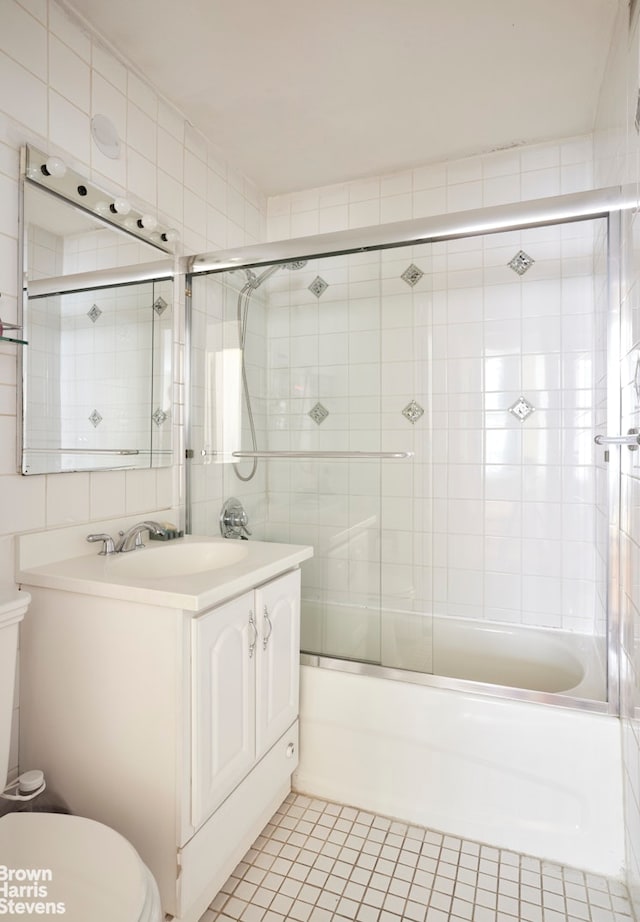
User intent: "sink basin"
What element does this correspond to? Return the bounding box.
[108,540,248,579]
[17,531,314,611]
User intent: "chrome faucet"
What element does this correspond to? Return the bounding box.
[114,520,167,553]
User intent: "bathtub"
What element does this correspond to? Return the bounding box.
[432,616,606,700]
[301,601,607,701]
[294,667,624,878]
[297,606,622,876]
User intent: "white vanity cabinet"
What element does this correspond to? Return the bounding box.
[17,548,308,922]
[191,571,300,829]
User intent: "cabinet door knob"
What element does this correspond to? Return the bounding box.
[286,742,295,758]
[262,606,273,650]
[248,611,258,658]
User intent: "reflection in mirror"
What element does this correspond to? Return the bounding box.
[23,183,171,286]
[23,279,172,474]
[20,155,174,475]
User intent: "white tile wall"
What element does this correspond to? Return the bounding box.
[0,0,267,779]
[267,136,594,241]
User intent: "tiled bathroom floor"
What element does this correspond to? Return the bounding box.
[197,793,633,922]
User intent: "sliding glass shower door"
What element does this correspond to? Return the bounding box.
[188,211,611,704]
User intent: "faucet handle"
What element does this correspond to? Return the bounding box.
[86,533,116,556]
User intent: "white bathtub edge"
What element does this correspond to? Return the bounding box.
[295,666,625,878]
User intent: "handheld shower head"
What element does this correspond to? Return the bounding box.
[234,256,309,484]
[244,260,308,290]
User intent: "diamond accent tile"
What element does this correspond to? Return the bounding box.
[401,264,424,287]
[508,250,535,275]
[88,409,103,428]
[308,276,329,298]
[152,407,168,427]
[508,396,535,422]
[308,402,329,425]
[402,400,424,424]
[87,304,102,323]
[153,296,168,315]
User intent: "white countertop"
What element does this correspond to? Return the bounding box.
[16,535,314,612]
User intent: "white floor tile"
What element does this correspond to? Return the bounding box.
[199,795,633,922]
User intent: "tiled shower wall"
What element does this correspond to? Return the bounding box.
[189,269,270,538]
[594,1,640,915]
[255,135,602,650]
[254,217,607,654]
[0,0,267,778]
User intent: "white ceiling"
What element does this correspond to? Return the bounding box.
[66,0,620,195]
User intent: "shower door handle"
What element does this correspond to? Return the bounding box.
[594,428,640,450]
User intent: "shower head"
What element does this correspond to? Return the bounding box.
[244,260,308,290]
[283,261,307,270]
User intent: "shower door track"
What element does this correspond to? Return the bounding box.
[299,653,610,715]
[186,186,632,276]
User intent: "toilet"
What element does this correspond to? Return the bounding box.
[0,589,162,922]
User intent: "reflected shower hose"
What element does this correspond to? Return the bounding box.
[233,262,307,483]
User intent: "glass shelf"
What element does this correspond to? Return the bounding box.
[0,319,27,345]
[0,334,28,345]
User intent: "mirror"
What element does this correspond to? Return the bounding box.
[20,153,174,475]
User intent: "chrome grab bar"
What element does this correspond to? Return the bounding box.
[594,428,640,450]
[230,450,414,460]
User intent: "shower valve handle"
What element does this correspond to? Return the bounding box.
[220,498,252,539]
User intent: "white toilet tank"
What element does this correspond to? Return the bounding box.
[0,590,30,793]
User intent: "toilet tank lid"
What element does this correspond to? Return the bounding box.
[0,589,30,627]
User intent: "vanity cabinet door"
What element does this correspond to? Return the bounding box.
[255,570,301,758]
[191,591,256,829]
